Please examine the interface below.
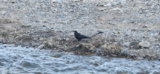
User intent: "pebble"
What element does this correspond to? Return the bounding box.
[139,41,150,48]
[38,44,45,49]
[101,44,107,49]
[51,0,62,3]
[151,29,157,33]
[123,42,130,47]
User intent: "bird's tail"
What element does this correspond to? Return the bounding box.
[91,31,103,37]
[88,37,92,40]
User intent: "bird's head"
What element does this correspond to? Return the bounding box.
[72,30,77,33]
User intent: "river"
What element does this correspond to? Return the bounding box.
[0,43,160,74]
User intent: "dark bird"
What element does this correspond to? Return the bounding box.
[73,31,91,42]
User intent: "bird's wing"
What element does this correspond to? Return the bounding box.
[80,35,91,38]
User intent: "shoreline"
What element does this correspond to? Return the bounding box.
[0,22,159,60]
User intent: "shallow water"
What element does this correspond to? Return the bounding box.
[0,43,160,74]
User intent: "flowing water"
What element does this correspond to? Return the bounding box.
[0,43,160,74]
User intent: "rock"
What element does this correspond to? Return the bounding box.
[107,44,121,51]
[110,8,123,13]
[116,71,133,74]
[97,7,107,11]
[101,44,107,49]
[1,31,8,37]
[73,0,80,2]
[98,16,110,21]
[0,62,4,66]
[52,53,62,58]
[15,35,23,40]
[131,29,136,31]
[130,40,141,49]
[32,43,39,47]
[39,38,47,41]
[123,42,130,47]
[135,57,143,60]
[34,72,42,74]
[38,44,45,49]
[64,47,68,51]
[103,3,112,7]
[81,43,95,50]
[51,0,62,3]
[154,71,160,74]
[65,38,70,41]
[48,42,54,47]
[137,71,150,74]
[139,41,150,48]
[69,32,74,36]
[146,1,152,6]
[151,29,157,34]
[142,25,148,28]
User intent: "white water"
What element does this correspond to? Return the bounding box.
[0,43,160,74]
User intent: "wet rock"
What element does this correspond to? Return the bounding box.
[34,72,42,74]
[139,41,150,48]
[116,71,133,74]
[38,44,45,49]
[0,62,4,66]
[20,60,40,68]
[52,53,62,58]
[137,71,150,74]
[153,71,160,74]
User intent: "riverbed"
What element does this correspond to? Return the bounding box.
[0,43,159,74]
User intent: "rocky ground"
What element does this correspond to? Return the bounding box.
[0,0,160,60]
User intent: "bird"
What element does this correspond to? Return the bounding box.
[73,31,91,42]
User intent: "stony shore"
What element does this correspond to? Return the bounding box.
[0,0,160,60]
